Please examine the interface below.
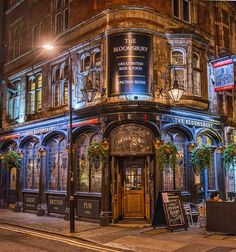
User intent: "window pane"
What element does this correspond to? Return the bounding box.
[171,50,184,65]
[24,143,34,189]
[58,139,67,191]
[193,70,201,97]
[63,81,68,104]
[208,153,215,190]
[36,89,42,112]
[183,0,190,22]
[64,9,69,29]
[173,0,179,18]
[193,53,200,68]
[77,135,90,192]
[56,13,62,34]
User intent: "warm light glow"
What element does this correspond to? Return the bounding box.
[43,44,54,50]
[168,87,185,102]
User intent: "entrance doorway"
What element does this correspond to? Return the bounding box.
[123,162,144,218]
[112,156,151,222]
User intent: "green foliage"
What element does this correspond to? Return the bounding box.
[157,142,177,171]
[87,141,107,164]
[191,144,211,172]
[223,144,236,167]
[4,150,21,167]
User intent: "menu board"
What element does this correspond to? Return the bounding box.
[152,191,187,231]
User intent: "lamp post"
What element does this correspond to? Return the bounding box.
[67,49,75,233]
[43,44,75,233]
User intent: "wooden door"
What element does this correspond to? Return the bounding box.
[123,164,145,218]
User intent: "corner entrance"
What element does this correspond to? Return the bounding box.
[112,156,150,222]
[123,162,144,218]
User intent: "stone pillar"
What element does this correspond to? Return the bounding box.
[37,147,47,216]
[99,139,112,226]
[14,151,24,212]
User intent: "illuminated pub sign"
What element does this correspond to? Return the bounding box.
[213,58,236,91]
[108,32,153,96]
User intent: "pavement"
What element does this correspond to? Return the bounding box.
[0,209,236,251]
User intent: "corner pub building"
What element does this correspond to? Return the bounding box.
[0,0,236,225]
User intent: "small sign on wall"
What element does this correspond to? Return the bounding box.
[23,194,38,211]
[47,196,66,214]
[77,198,100,219]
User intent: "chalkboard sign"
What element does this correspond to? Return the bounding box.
[152,191,188,231]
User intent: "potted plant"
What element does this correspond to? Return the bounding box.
[223,144,236,167]
[3,150,21,168]
[191,144,211,173]
[157,141,177,170]
[87,140,108,168]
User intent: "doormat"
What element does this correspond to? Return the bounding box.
[142,228,168,235]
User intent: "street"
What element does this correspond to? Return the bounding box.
[0,224,125,252]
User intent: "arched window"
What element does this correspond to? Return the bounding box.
[32,25,39,47]
[94,51,101,67]
[46,135,67,191]
[162,130,188,192]
[13,28,20,58]
[83,55,91,71]
[55,0,69,34]
[7,80,20,121]
[52,68,61,107]
[27,73,42,114]
[193,52,201,97]
[23,140,40,190]
[76,132,102,193]
[52,65,68,107]
[171,50,186,90]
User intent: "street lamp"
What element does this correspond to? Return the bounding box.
[155,64,185,102]
[43,44,75,233]
[168,67,185,102]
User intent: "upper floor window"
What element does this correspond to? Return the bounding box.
[12,25,23,58]
[27,73,42,114]
[51,64,68,107]
[55,0,69,35]
[171,49,186,90]
[7,80,21,122]
[173,0,191,23]
[192,52,201,97]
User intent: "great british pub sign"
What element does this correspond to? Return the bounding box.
[108,32,153,96]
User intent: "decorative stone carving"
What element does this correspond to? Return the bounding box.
[110,124,153,154]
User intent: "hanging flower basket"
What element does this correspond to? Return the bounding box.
[157,142,177,171]
[191,144,211,173]
[87,140,108,168]
[3,150,21,168]
[223,144,236,167]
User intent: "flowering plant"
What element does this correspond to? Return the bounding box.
[191,144,211,172]
[157,142,177,170]
[4,150,21,167]
[87,141,108,166]
[223,144,236,167]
